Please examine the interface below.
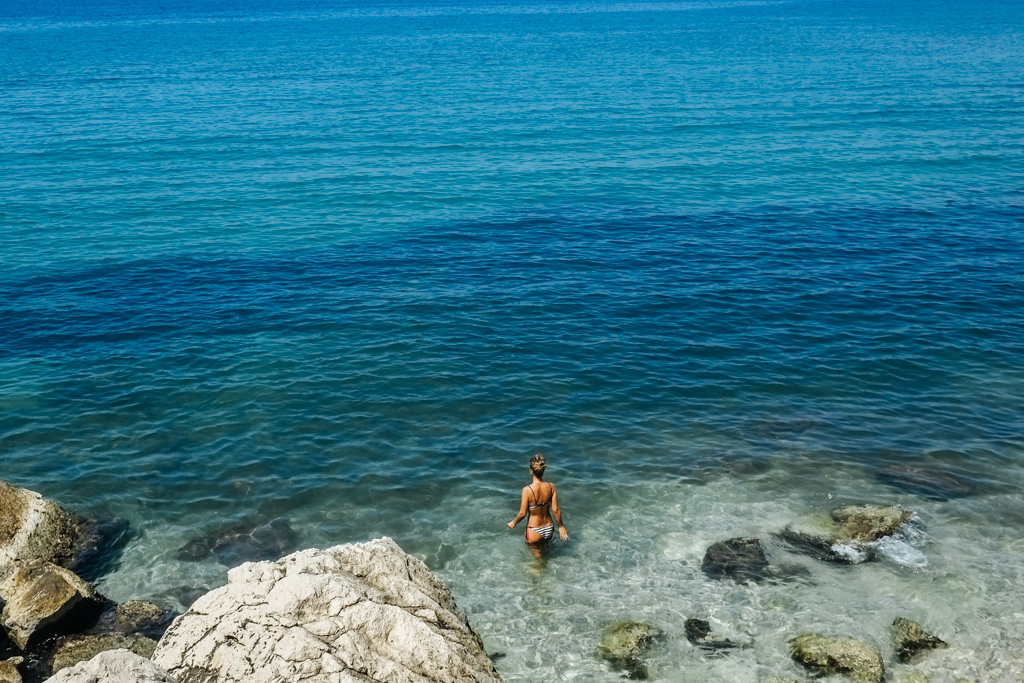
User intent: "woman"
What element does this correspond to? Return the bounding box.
[507,454,569,552]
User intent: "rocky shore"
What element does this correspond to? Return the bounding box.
[0,478,971,681]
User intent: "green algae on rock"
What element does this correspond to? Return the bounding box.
[777,504,915,564]
[49,634,157,676]
[789,633,884,683]
[597,621,662,680]
[891,617,947,663]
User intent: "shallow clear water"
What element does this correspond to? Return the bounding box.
[2,0,1023,680]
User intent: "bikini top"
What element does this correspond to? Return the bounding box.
[528,483,552,511]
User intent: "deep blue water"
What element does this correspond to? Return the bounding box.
[2,0,1024,679]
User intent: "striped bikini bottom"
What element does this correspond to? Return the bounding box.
[527,524,554,541]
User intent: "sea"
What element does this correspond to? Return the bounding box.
[1,0,1023,679]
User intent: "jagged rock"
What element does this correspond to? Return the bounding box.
[46,649,174,683]
[0,482,85,573]
[0,657,22,683]
[892,617,947,663]
[173,518,295,565]
[0,560,104,650]
[684,618,741,652]
[596,621,661,680]
[789,633,884,683]
[701,538,771,581]
[878,465,973,501]
[49,634,157,675]
[0,481,128,581]
[152,537,502,683]
[92,601,174,639]
[777,505,915,565]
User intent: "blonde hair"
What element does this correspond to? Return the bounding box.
[529,454,546,476]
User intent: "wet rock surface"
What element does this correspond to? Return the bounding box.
[596,621,662,680]
[45,649,174,683]
[777,504,916,565]
[152,537,502,683]
[91,601,174,640]
[831,505,912,543]
[0,561,105,650]
[701,538,771,582]
[891,616,947,663]
[878,465,974,500]
[0,657,22,683]
[684,619,741,652]
[173,518,296,565]
[789,633,884,683]
[48,634,156,676]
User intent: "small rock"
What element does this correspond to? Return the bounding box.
[831,506,912,543]
[701,538,771,581]
[0,657,22,683]
[878,465,973,501]
[596,621,662,680]
[789,633,884,683]
[92,601,175,639]
[173,518,296,565]
[0,560,105,649]
[891,617,947,663]
[46,649,175,683]
[683,618,740,652]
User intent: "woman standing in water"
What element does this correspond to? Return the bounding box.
[508,454,568,555]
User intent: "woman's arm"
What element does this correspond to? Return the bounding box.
[551,486,569,540]
[508,488,529,529]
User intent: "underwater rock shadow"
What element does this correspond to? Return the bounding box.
[174,518,296,566]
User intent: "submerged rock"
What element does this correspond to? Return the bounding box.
[152,537,502,683]
[878,465,973,501]
[789,633,884,683]
[156,585,209,611]
[701,538,771,582]
[173,518,296,565]
[46,649,174,683]
[49,634,157,676]
[596,621,662,680]
[777,504,917,565]
[684,619,742,652]
[0,657,22,683]
[92,601,175,640]
[891,616,947,663]
[0,560,105,650]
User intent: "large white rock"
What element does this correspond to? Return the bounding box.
[45,649,174,683]
[152,537,502,683]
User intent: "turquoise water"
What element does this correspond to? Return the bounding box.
[2,0,1024,679]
